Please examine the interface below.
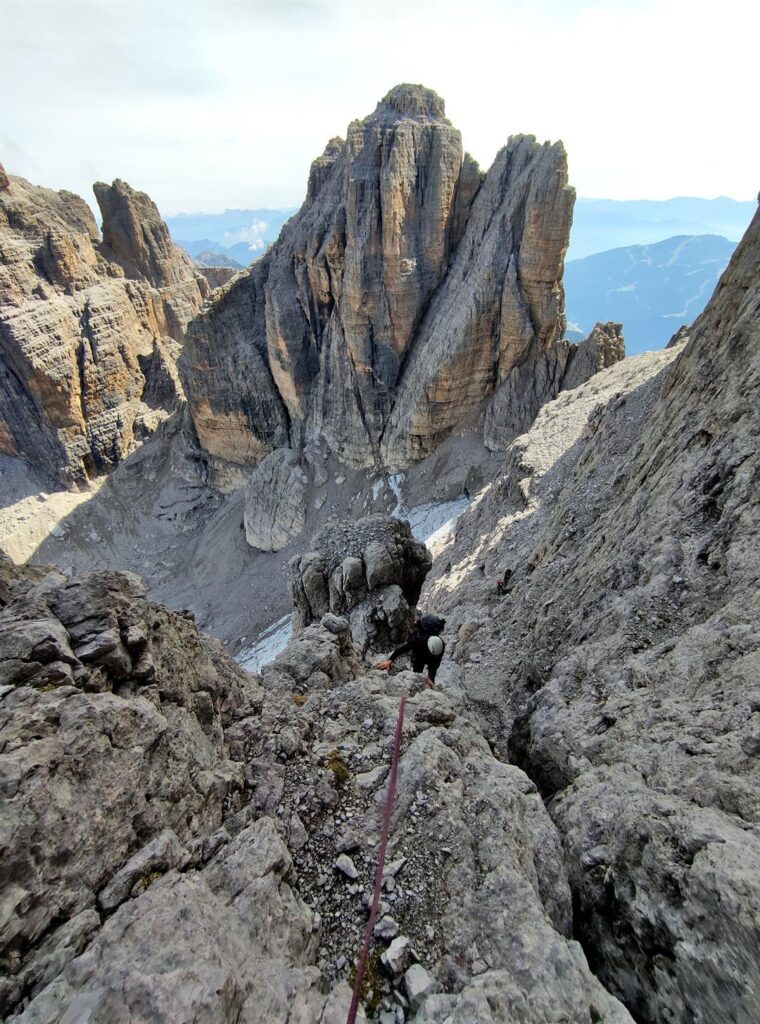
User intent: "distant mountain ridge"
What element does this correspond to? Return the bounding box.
[191,248,244,269]
[165,207,296,267]
[174,237,263,267]
[564,233,737,354]
[568,196,754,259]
[165,197,755,266]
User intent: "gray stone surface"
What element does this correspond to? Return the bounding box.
[404,965,441,1011]
[3,568,632,1022]
[0,555,259,1017]
[244,448,308,551]
[97,829,190,912]
[224,628,631,1024]
[12,818,354,1024]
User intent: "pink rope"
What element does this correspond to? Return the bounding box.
[346,695,407,1024]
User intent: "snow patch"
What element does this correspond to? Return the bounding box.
[388,471,470,546]
[236,614,292,672]
[235,477,470,672]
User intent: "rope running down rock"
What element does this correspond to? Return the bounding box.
[346,695,407,1024]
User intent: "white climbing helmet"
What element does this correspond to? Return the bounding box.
[427,635,444,656]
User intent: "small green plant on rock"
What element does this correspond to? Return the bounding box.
[326,748,351,788]
[348,948,384,1018]
[133,869,163,897]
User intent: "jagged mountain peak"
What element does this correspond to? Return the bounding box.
[0,169,209,485]
[93,177,197,288]
[375,82,447,121]
[305,136,345,204]
[181,87,589,481]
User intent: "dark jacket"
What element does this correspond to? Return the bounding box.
[390,627,445,681]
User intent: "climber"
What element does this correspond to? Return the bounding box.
[375,612,446,688]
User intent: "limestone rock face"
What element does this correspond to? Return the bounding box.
[426,206,760,1023]
[561,321,625,392]
[0,554,260,1017]
[179,266,290,468]
[181,85,577,471]
[0,172,209,485]
[11,816,350,1024]
[287,513,432,653]
[482,320,625,450]
[380,133,574,464]
[94,178,191,288]
[243,448,308,551]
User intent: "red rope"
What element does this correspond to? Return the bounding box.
[346,695,407,1024]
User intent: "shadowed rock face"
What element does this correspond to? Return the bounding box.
[181,85,580,472]
[425,205,760,1024]
[0,168,209,486]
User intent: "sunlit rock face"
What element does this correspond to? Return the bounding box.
[181,84,579,472]
[0,168,208,486]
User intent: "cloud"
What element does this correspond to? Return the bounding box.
[2,0,757,212]
[221,220,270,249]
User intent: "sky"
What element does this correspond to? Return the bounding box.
[1,0,758,215]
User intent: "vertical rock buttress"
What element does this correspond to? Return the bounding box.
[180,85,576,471]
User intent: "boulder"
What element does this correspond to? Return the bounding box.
[287,514,432,653]
[243,448,308,551]
[403,964,441,1011]
[11,818,351,1024]
[268,615,360,688]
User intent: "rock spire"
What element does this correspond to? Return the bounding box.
[180,85,582,473]
[0,171,209,485]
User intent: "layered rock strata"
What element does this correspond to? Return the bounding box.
[287,514,432,653]
[181,85,590,473]
[425,205,760,1022]
[0,168,209,485]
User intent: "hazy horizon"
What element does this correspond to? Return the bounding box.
[162,193,754,219]
[2,0,757,215]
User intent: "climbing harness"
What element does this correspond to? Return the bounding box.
[346,695,407,1024]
